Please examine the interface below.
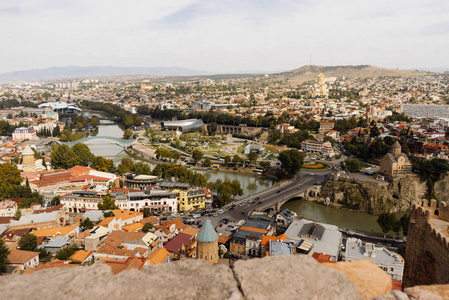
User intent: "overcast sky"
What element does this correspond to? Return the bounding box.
[0,0,448,73]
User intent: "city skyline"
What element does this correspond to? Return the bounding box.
[0,0,448,74]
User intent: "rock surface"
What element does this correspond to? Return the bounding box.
[233,255,362,300]
[405,284,449,300]
[322,260,392,300]
[0,260,242,300]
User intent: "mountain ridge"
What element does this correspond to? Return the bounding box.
[0,66,213,82]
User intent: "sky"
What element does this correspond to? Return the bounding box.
[0,0,448,74]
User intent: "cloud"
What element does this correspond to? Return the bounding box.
[0,0,448,73]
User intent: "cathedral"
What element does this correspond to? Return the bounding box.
[312,73,329,97]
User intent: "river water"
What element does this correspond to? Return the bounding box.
[281,199,406,236]
[88,121,402,235]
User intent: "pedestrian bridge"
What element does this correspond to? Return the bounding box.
[59,136,137,148]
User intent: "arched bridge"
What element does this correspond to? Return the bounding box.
[59,136,137,148]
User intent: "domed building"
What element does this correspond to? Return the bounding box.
[312,73,329,97]
[197,219,218,264]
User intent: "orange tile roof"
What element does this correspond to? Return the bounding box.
[122,222,143,232]
[239,226,267,234]
[98,217,114,227]
[7,250,38,264]
[104,257,148,275]
[140,216,159,225]
[218,235,230,244]
[32,225,78,238]
[182,226,199,237]
[70,250,93,263]
[312,252,334,264]
[112,209,143,221]
[155,217,187,234]
[148,248,171,264]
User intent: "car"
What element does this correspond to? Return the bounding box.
[257,201,262,204]
[229,207,234,210]
[239,203,245,206]
[225,225,233,231]
[219,223,223,227]
[255,197,260,201]
[310,173,315,176]
[276,190,281,194]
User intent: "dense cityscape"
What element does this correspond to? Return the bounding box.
[1,0,449,299]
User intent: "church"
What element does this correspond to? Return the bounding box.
[379,141,412,179]
[312,73,329,97]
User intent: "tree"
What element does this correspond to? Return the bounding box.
[123,129,133,140]
[192,150,204,165]
[97,194,118,210]
[51,195,61,206]
[400,214,410,236]
[143,208,150,218]
[36,248,52,262]
[80,218,94,229]
[230,180,244,199]
[232,154,241,165]
[91,156,115,173]
[90,116,99,127]
[208,122,218,135]
[0,239,10,274]
[19,234,37,251]
[377,212,395,238]
[142,222,153,232]
[224,155,232,167]
[203,158,212,167]
[344,159,361,172]
[55,245,79,260]
[52,125,61,137]
[103,211,115,218]
[278,149,304,178]
[248,152,259,165]
[14,209,22,220]
[72,143,95,166]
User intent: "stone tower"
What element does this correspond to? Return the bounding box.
[391,140,401,156]
[197,219,219,264]
[403,199,449,287]
[22,145,35,165]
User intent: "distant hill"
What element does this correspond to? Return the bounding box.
[272,65,427,85]
[0,66,213,82]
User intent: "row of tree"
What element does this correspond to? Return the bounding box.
[377,212,410,238]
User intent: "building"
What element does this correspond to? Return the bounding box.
[230,217,273,256]
[197,219,218,264]
[38,101,81,114]
[301,140,336,157]
[176,189,207,212]
[163,232,196,260]
[61,192,128,213]
[319,122,334,135]
[160,119,205,133]
[0,199,18,217]
[12,127,37,141]
[122,174,159,190]
[6,250,40,273]
[22,145,35,165]
[128,190,178,213]
[345,238,404,281]
[401,104,449,119]
[284,219,342,261]
[379,141,412,179]
[312,73,329,97]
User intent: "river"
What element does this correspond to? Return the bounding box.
[281,199,406,236]
[87,121,273,200]
[89,121,401,235]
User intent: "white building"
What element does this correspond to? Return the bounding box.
[345,238,404,282]
[401,104,449,119]
[128,190,178,213]
[301,140,336,157]
[0,199,17,217]
[12,127,37,141]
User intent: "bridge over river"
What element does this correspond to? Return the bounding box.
[59,136,137,148]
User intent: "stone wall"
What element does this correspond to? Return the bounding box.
[0,254,447,300]
[403,199,449,288]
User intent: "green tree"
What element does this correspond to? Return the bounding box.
[123,129,133,140]
[19,234,37,251]
[91,156,115,173]
[103,211,115,218]
[55,245,80,260]
[142,222,153,232]
[208,122,218,135]
[80,218,94,229]
[90,116,99,127]
[400,213,410,236]
[192,150,204,165]
[36,248,52,262]
[377,212,395,238]
[203,158,212,167]
[14,209,22,220]
[232,154,241,165]
[72,143,95,166]
[278,149,304,178]
[224,155,232,167]
[344,159,361,172]
[51,195,60,206]
[97,194,118,210]
[248,152,259,165]
[0,239,10,274]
